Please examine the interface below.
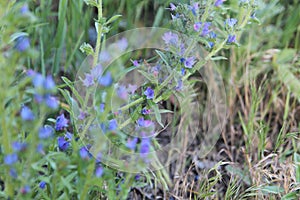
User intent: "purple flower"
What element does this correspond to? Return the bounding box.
[144,87,154,99]
[225,18,238,28]
[162,32,179,45]
[184,57,196,68]
[132,60,139,67]
[20,185,31,194]
[39,181,46,189]
[170,3,176,11]
[117,85,128,100]
[15,36,30,52]
[79,146,90,159]
[4,153,18,165]
[194,22,202,32]
[227,34,236,43]
[140,138,151,157]
[10,168,18,179]
[34,94,43,103]
[126,137,138,150]
[82,73,94,87]
[98,72,113,87]
[215,0,225,6]
[141,108,151,115]
[78,111,87,120]
[44,75,55,90]
[108,119,118,131]
[12,141,27,152]
[57,137,70,151]
[55,114,68,131]
[39,125,53,139]
[45,95,59,109]
[116,38,128,51]
[20,106,35,121]
[137,118,154,128]
[95,165,104,177]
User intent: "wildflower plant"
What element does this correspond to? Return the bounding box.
[0,0,261,199]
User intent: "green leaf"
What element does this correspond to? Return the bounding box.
[83,0,98,7]
[260,185,284,194]
[137,70,158,84]
[294,153,300,182]
[210,56,228,61]
[281,192,299,200]
[106,15,122,25]
[277,64,300,100]
[79,42,94,56]
[151,104,163,128]
[61,76,84,107]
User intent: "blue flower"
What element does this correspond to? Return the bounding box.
[184,57,196,68]
[189,2,199,16]
[39,125,53,139]
[31,73,44,88]
[95,165,104,177]
[20,106,35,121]
[175,80,183,91]
[39,181,46,189]
[227,34,236,43]
[144,87,154,99]
[181,68,186,75]
[225,18,238,28]
[140,138,151,157]
[20,185,31,194]
[55,114,68,131]
[141,108,151,115]
[137,117,154,128]
[215,0,225,6]
[57,137,70,151]
[162,32,179,45]
[99,103,105,112]
[78,111,87,120]
[15,36,30,52]
[43,75,56,90]
[98,72,113,87]
[12,141,27,152]
[45,95,59,109]
[4,153,18,165]
[79,146,90,159]
[108,119,118,131]
[82,73,94,87]
[20,4,29,14]
[117,85,128,100]
[194,22,211,36]
[126,137,138,150]
[65,132,73,140]
[9,168,18,179]
[209,32,217,39]
[208,41,215,48]
[36,143,44,154]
